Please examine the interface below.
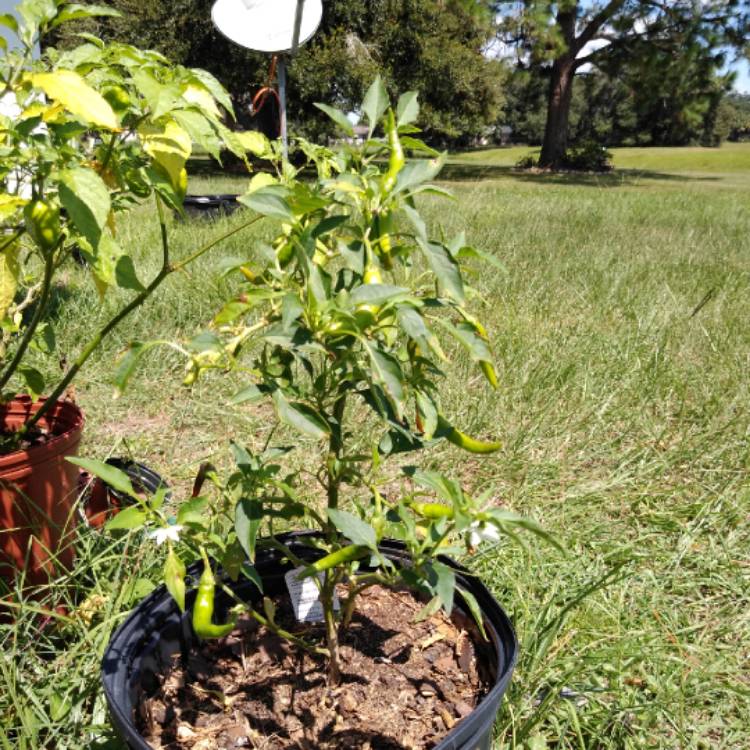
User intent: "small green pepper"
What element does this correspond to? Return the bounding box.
[437,415,501,454]
[192,562,237,639]
[24,199,61,253]
[298,544,370,579]
[409,502,453,519]
[381,110,405,197]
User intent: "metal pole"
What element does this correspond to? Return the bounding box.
[291,0,304,55]
[278,56,288,161]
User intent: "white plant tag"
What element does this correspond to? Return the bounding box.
[284,566,340,623]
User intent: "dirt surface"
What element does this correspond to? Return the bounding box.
[0,426,51,455]
[140,585,492,749]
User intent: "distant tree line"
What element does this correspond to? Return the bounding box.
[46,0,750,166]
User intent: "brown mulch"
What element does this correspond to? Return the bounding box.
[139,585,492,750]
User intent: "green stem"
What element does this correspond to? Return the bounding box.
[23,208,264,432]
[341,575,386,629]
[325,392,347,515]
[322,569,342,685]
[217,582,328,658]
[0,245,56,393]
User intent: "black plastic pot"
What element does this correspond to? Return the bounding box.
[102,533,517,750]
[181,194,240,220]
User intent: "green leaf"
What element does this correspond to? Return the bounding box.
[364,342,405,418]
[236,498,263,562]
[361,76,389,133]
[427,561,455,613]
[241,562,263,592]
[164,549,186,612]
[50,4,121,28]
[113,341,160,394]
[0,14,19,34]
[235,130,271,157]
[19,366,44,398]
[417,239,465,304]
[485,508,564,552]
[312,215,348,238]
[350,283,409,307]
[58,167,111,247]
[104,505,147,531]
[68,457,138,499]
[314,103,354,136]
[238,188,293,221]
[395,153,446,194]
[396,91,420,127]
[272,390,330,439]
[115,255,145,292]
[397,306,444,359]
[31,70,118,129]
[458,589,487,640]
[0,243,19,321]
[404,467,463,506]
[176,496,208,526]
[190,68,234,117]
[439,320,492,363]
[415,390,438,439]
[230,383,265,405]
[327,509,377,549]
[455,245,507,273]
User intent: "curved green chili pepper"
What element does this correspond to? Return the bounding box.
[297,544,370,580]
[409,502,454,519]
[436,415,502,454]
[381,110,405,197]
[192,562,237,639]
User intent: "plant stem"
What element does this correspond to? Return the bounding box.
[322,570,342,685]
[0,246,56,393]
[217,581,328,658]
[325,392,347,514]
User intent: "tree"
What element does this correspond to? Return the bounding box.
[496,0,750,168]
[46,0,507,146]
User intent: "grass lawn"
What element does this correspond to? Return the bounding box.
[1,143,749,749]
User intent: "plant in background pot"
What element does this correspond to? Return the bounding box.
[95,80,560,749]
[0,0,266,594]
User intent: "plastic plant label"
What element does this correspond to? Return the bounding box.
[284,566,339,623]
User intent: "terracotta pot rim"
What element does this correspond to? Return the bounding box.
[0,396,85,473]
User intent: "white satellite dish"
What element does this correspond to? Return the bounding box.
[211,0,322,54]
[210,0,323,159]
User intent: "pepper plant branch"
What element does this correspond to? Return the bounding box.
[22,212,264,432]
[0,246,56,392]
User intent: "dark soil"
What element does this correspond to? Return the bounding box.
[0,426,51,455]
[140,585,493,750]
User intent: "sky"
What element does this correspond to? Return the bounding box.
[728,59,750,94]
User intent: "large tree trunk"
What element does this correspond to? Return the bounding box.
[538,56,576,169]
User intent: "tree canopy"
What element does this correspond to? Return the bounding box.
[47,0,507,146]
[494,0,750,167]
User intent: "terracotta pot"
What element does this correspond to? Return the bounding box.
[0,396,84,588]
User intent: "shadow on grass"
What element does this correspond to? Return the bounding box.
[187,155,722,189]
[439,162,721,187]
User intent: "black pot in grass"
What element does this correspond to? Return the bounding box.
[181,194,241,220]
[102,533,517,750]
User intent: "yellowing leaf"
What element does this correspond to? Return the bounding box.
[235,130,271,157]
[138,119,192,191]
[246,172,277,194]
[0,194,27,222]
[181,83,219,118]
[31,70,119,130]
[0,243,19,321]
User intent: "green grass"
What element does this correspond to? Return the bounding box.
[2,144,749,748]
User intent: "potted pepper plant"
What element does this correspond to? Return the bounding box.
[0,0,266,593]
[95,80,559,749]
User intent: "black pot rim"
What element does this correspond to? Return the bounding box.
[102,532,518,750]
